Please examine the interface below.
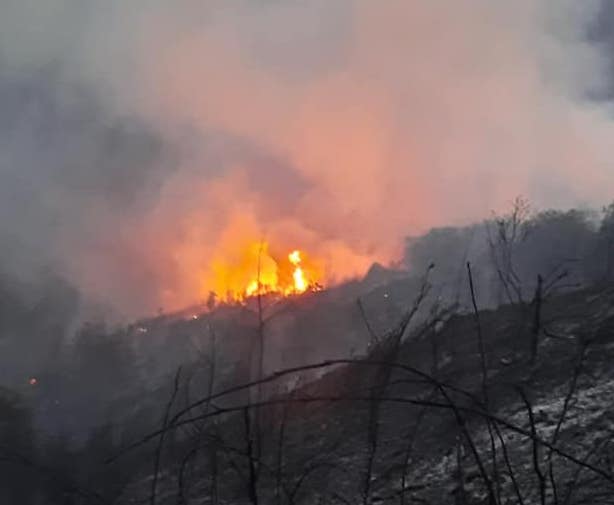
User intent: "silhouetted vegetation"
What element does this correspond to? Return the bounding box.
[1,200,614,503]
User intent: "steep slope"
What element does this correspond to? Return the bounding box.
[117,283,614,505]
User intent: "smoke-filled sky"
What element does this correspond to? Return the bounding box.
[1,0,614,317]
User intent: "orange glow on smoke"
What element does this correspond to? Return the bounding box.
[207,242,322,302]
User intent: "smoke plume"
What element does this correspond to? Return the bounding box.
[1,0,613,316]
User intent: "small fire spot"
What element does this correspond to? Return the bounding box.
[29,377,37,386]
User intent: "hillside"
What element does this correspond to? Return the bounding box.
[113,282,614,505]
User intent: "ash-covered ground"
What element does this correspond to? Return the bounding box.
[2,205,614,505]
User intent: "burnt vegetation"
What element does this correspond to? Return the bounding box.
[2,200,614,504]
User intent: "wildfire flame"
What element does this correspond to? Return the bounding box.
[207,242,322,303]
[289,250,308,293]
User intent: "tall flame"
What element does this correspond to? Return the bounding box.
[288,250,308,294]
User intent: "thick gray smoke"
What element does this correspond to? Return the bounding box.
[0,0,613,318]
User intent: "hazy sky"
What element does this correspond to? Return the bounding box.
[1,0,613,316]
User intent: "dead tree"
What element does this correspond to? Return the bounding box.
[361,266,432,504]
[530,274,543,365]
[486,196,530,306]
[151,367,182,505]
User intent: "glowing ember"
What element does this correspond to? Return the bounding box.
[206,242,323,303]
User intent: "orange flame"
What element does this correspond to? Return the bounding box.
[206,242,322,303]
[288,250,308,293]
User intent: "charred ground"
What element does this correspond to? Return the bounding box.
[2,202,614,504]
